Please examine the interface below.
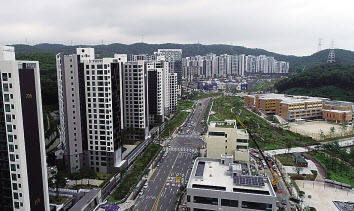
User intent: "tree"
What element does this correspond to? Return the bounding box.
[330,127,336,138]
[53,171,67,202]
[286,142,292,153]
[293,166,303,175]
[319,129,325,140]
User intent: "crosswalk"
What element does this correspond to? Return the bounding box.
[168,147,198,153]
[178,134,202,138]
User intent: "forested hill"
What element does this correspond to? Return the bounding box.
[274,63,354,102]
[11,43,354,72]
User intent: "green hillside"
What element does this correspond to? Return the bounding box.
[10,43,354,72]
[274,63,354,102]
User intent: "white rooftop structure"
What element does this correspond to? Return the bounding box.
[187,156,277,210]
[0,45,15,61]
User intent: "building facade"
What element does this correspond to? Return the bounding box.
[57,48,124,173]
[187,156,276,211]
[0,45,49,210]
[206,120,249,162]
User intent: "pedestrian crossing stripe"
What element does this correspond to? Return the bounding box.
[169,148,198,153]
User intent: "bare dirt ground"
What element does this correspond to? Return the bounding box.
[288,121,349,140]
[295,180,354,211]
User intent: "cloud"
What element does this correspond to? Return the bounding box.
[0,0,353,56]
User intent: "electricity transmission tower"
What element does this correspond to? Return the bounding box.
[317,38,322,52]
[327,40,336,63]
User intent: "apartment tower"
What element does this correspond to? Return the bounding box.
[0,45,49,210]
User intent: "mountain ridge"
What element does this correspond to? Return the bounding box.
[10,43,354,72]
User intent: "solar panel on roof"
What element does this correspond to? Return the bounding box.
[233,176,265,187]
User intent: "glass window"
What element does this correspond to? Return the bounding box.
[12,183,17,190]
[6,115,11,122]
[13,192,18,199]
[10,154,15,161]
[2,73,8,81]
[5,104,10,112]
[7,125,12,132]
[11,174,17,181]
[241,201,272,210]
[11,164,16,171]
[237,145,248,150]
[193,196,218,205]
[4,94,10,102]
[3,83,8,91]
[9,145,14,152]
[221,199,238,207]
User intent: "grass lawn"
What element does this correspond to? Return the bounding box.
[161,111,188,137]
[309,151,353,187]
[276,153,302,167]
[208,96,319,150]
[110,144,162,202]
[178,100,194,110]
[49,196,70,205]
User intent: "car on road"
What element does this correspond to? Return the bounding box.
[157,163,160,167]
[143,183,148,189]
[281,198,287,205]
[139,190,144,196]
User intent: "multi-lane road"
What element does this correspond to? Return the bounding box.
[132,98,211,211]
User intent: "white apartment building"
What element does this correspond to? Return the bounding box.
[206,120,249,162]
[187,155,276,211]
[122,60,149,140]
[0,45,49,210]
[57,48,125,173]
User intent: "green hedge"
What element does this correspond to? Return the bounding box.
[111,144,161,201]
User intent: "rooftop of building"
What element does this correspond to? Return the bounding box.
[188,156,276,196]
[209,120,237,128]
[323,100,353,107]
[247,93,323,104]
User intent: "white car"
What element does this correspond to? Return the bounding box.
[143,183,148,189]
[139,190,144,196]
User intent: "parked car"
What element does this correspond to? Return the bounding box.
[139,190,144,196]
[143,183,148,189]
[281,198,287,205]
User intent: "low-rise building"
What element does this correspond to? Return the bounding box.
[322,100,353,123]
[292,153,308,167]
[206,120,249,162]
[186,155,277,211]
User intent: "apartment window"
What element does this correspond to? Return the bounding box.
[241,201,272,210]
[13,192,19,199]
[237,145,248,150]
[11,164,16,171]
[9,144,14,152]
[11,174,17,181]
[4,94,9,102]
[5,104,10,112]
[8,135,13,142]
[10,154,15,161]
[12,183,18,190]
[221,199,238,207]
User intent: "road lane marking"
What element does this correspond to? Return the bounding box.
[151,152,180,211]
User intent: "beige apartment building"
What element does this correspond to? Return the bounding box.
[206,120,249,162]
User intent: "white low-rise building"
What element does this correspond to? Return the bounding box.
[186,155,276,211]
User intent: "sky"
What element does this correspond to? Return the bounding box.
[1,0,353,56]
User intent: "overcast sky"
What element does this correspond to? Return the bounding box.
[1,0,353,56]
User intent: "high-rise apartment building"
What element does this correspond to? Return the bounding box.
[122,60,149,140]
[0,45,49,210]
[157,49,182,85]
[57,48,124,173]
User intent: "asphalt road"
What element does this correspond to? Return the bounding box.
[133,98,211,211]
